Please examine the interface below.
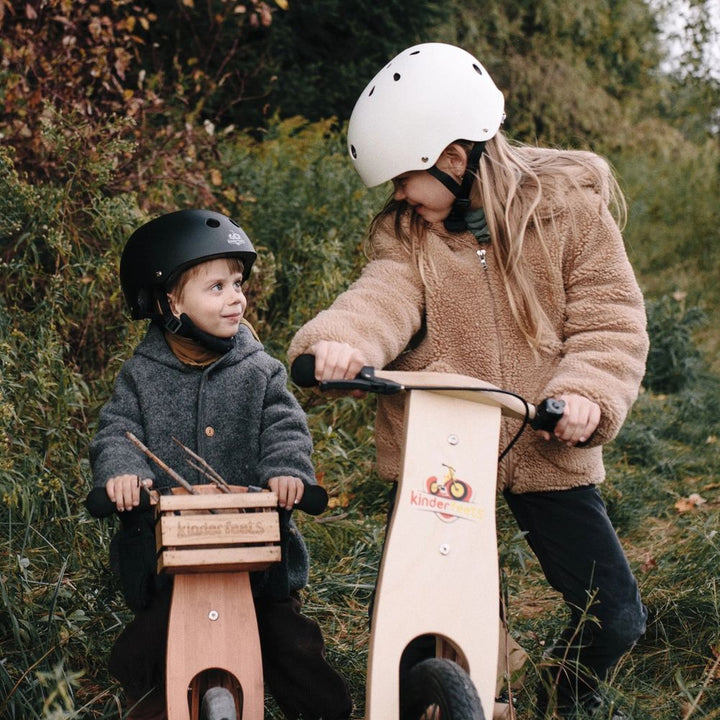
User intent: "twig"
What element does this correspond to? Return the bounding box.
[171,436,230,492]
[125,432,197,495]
[184,458,231,492]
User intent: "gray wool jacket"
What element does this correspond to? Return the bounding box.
[90,322,315,595]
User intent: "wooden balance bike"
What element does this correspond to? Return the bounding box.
[291,357,563,720]
[86,450,328,720]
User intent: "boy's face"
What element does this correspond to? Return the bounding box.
[167,258,246,338]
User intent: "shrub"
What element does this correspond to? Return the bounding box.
[643,293,706,394]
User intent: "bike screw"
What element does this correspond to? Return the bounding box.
[439,543,450,555]
[208,610,219,621]
[447,434,459,445]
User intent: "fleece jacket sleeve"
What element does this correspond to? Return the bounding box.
[288,225,425,368]
[541,201,649,445]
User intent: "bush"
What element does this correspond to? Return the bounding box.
[643,293,706,394]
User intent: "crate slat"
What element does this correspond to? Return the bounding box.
[157,512,280,547]
[158,546,281,574]
[158,492,277,512]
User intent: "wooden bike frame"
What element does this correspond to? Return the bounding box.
[156,485,281,720]
[364,370,528,720]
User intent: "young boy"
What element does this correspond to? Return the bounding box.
[90,209,352,720]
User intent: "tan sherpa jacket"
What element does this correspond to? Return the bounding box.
[289,164,648,494]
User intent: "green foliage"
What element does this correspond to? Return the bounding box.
[217,117,387,355]
[265,0,452,123]
[616,138,720,372]
[442,0,666,151]
[644,294,707,394]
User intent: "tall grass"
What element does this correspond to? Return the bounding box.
[1,118,719,718]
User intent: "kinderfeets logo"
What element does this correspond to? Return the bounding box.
[409,463,485,523]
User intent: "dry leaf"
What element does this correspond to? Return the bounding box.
[674,493,707,512]
[641,553,657,572]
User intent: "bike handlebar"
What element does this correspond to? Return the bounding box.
[290,354,565,433]
[85,483,329,519]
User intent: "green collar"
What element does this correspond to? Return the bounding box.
[465,207,490,244]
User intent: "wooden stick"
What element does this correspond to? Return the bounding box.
[171,436,231,492]
[184,458,232,492]
[125,432,198,495]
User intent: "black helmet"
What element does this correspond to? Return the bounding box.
[120,209,257,320]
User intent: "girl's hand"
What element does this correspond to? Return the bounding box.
[105,474,155,512]
[268,476,305,511]
[310,340,367,381]
[536,394,600,446]
[309,340,368,398]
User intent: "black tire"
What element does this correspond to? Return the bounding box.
[201,686,237,720]
[400,658,485,720]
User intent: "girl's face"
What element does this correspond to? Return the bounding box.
[392,171,457,223]
[168,258,246,338]
[391,144,469,223]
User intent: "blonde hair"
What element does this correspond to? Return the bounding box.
[369,132,627,352]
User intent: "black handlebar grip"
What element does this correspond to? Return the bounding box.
[290,354,318,387]
[85,483,328,518]
[85,486,153,518]
[530,398,566,432]
[296,484,328,515]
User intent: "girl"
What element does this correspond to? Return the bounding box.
[288,43,648,719]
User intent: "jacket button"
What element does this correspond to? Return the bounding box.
[205,426,215,437]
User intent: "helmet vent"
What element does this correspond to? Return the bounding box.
[393,73,401,81]
[206,218,221,228]
[350,145,358,159]
[369,86,375,97]
[472,64,483,75]
[410,50,420,56]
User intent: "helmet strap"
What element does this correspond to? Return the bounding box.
[426,142,486,232]
[157,293,235,354]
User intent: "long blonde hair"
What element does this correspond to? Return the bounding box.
[368,131,627,352]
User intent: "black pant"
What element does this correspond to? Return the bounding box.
[504,485,647,706]
[109,584,352,720]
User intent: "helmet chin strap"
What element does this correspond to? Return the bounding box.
[157,294,235,354]
[426,142,486,232]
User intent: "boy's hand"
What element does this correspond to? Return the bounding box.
[106,474,155,512]
[268,476,305,511]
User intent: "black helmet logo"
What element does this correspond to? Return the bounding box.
[227,232,247,245]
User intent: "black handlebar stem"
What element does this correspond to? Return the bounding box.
[321,366,403,395]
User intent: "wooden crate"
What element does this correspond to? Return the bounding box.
[155,486,281,574]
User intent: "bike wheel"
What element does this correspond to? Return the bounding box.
[400,658,485,720]
[201,686,238,720]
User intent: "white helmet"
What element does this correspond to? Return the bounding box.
[347,43,505,187]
